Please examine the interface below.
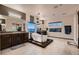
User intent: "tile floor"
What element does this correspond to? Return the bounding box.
[1,37,79,55]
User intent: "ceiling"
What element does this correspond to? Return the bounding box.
[3,4,79,19]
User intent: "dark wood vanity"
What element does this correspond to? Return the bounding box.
[0,32,28,50]
[0,5,29,50]
[0,4,28,50]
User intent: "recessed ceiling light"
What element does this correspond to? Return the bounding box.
[54,4,63,9]
[62,13,66,15]
[59,4,63,6]
[37,13,40,15]
[54,5,58,8]
[52,14,55,16]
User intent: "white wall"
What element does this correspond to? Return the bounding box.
[2,4,78,40]
[24,4,78,40]
[45,15,74,39]
[74,12,78,45]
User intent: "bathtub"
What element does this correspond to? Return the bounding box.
[32,33,47,42]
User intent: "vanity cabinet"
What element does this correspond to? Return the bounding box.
[0,32,28,50]
[0,35,1,50]
[12,34,23,46]
[12,33,28,46]
[1,34,12,50]
[22,33,28,43]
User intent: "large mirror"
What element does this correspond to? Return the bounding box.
[0,15,25,32]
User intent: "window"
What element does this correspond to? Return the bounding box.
[48,21,63,32]
[49,28,61,32]
[48,21,64,26]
